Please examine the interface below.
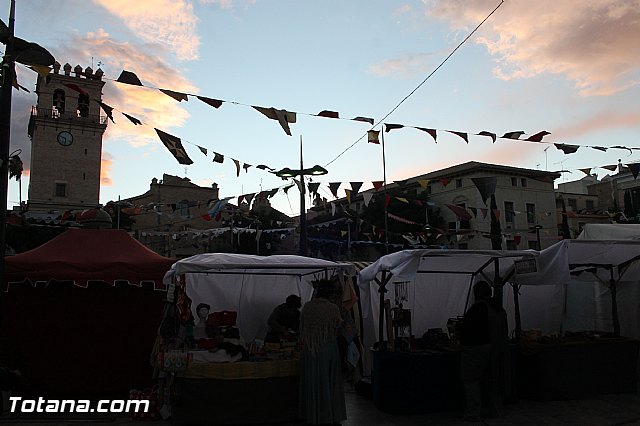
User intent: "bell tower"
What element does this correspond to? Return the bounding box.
[27,61,107,212]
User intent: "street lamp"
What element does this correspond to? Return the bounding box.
[274,138,328,256]
[529,224,543,250]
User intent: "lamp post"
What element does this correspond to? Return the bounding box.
[275,138,327,256]
[530,224,543,250]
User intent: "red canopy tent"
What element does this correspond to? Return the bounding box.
[1,229,175,397]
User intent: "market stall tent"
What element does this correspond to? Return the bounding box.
[163,253,357,344]
[357,243,570,352]
[0,228,175,397]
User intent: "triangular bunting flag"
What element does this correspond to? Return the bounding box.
[318,110,339,118]
[501,131,525,140]
[579,168,591,176]
[440,178,450,187]
[480,208,488,219]
[471,176,497,205]
[244,193,255,205]
[363,192,374,207]
[159,89,188,102]
[122,113,142,125]
[308,182,321,195]
[592,146,608,152]
[446,204,472,221]
[613,145,633,155]
[293,178,303,192]
[253,106,296,136]
[368,130,380,144]
[212,152,224,163]
[197,96,223,109]
[447,130,468,143]
[350,182,363,196]
[116,70,143,86]
[232,159,241,177]
[96,101,115,123]
[352,116,374,125]
[554,143,580,154]
[238,195,245,205]
[256,164,275,171]
[492,208,501,220]
[385,123,404,132]
[282,184,294,194]
[198,146,208,156]
[329,182,341,198]
[628,163,640,180]
[372,181,384,191]
[602,164,618,171]
[395,197,409,203]
[417,179,430,188]
[345,189,352,203]
[154,128,193,165]
[415,127,437,143]
[476,131,496,143]
[28,64,51,77]
[384,195,391,209]
[243,163,251,173]
[525,131,551,142]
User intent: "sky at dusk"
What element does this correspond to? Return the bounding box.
[6,0,640,217]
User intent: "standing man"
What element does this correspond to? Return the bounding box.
[459,281,509,422]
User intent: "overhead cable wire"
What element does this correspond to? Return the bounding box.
[323,0,505,168]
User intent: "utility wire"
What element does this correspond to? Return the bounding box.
[324,0,505,168]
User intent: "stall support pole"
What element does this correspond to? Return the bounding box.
[512,283,522,340]
[610,269,620,337]
[493,258,503,308]
[378,271,390,351]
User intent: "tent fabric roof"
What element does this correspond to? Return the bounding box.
[5,228,174,289]
[577,224,640,241]
[358,248,552,286]
[163,253,356,283]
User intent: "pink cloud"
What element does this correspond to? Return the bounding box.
[423,0,640,96]
[66,29,197,148]
[369,53,436,77]
[553,110,640,140]
[92,0,200,61]
[101,152,114,186]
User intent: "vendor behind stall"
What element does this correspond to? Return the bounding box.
[265,295,302,343]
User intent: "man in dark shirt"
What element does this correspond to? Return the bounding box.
[265,294,302,343]
[460,281,508,422]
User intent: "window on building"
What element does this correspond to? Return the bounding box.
[585,200,594,211]
[511,177,518,187]
[456,179,463,188]
[53,89,65,114]
[521,178,527,188]
[55,183,67,197]
[177,200,191,218]
[457,203,470,229]
[77,94,90,117]
[568,198,577,211]
[504,201,515,223]
[526,203,536,224]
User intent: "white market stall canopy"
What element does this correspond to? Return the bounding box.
[357,243,570,349]
[163,253,357,343]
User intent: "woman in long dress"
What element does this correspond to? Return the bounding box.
[299,279,347,425]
